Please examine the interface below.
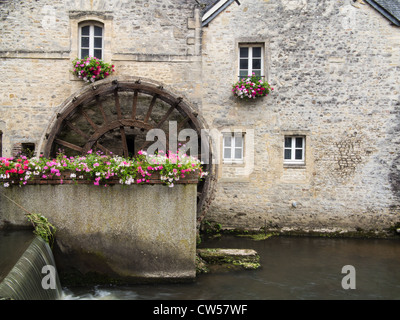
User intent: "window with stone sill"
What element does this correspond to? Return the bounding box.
[284,136,305,165]
[223,132,244,164]
[79,22,104,59]
[238,44,264,79]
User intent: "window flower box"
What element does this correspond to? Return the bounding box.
[232,73,273,100]
[71,56,115,83]
[0,150,206,188]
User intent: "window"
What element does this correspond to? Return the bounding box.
[79,22,103,59]
[223,133,244,163]
[0,131,2,158]
[239,45,263,78]
[284,136,305,164]
[21,143,35,157]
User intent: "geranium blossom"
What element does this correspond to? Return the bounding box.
[71,56,115,83]
[0,149,206,188]
[232,73,273,100]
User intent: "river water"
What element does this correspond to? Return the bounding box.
[62,235,400,300]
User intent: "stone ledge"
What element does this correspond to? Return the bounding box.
[196,248,260,273]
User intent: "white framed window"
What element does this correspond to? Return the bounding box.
[239,44,263,78]
[284,136,305,164]
[79,22,103,59]
[223,132,244,163]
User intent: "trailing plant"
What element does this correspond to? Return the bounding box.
[0,192,56,248]
[71,56,115,83]
[0,149,207,188]
[26,213,57,248]
[232,73,273,100]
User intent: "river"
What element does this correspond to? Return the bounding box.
[62,235,400,300]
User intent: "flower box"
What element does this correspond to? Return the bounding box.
[71,56,115,83]
[232,73,273,100]
[1,150,206,188]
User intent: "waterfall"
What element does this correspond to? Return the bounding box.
[0,236,62,300]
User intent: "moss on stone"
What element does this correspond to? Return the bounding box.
[196,248,261,272]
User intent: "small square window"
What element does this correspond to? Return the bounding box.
[284,136,305,165]
[223,132,244,163]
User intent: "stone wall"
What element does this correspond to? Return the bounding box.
[201,0,400,232]
[0,0,202,156]
[0,0,400,233]
[0,183,198,283]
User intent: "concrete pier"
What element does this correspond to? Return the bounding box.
[0,183,197,284]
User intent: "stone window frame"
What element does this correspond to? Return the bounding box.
[222,131,245,164]
[281,131,310,168]
[238,44,264,78]
[69,11,113,81]
[235,37,271,81]
[284,136,305,165]
[79,21,104,60]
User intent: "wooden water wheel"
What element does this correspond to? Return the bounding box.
[42,77,215,220]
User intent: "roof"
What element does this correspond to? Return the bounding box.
[364,0,400,26]
[198,0,400,27]
[199,0,240,26]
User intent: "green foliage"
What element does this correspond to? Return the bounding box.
[26,213,56,248]
[71,56,115,83]
[232,73,273,100]
[1,149,207,188]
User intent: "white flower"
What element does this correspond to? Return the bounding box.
[3,182,9,188]
[70,173,76,178]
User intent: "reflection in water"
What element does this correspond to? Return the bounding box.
[63,236,400,300]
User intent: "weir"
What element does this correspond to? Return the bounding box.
[0,183,198,284]
[0,235,62,300]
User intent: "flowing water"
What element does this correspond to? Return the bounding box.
[62,235,400,300]
[0,230,62,300]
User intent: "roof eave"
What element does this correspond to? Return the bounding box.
[364,0,400,26]
[201,0,239,27]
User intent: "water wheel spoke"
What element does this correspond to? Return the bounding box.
[114,89,123,120]
[177,116,190,131]
[155,105,175,128]
[54,139,83,153]
[138,135,171,153]
[96,96,109,125]
[132,90,138,120]
[144,95,158,124]
[95,142,112,155]
[80,109,98,130]
[65,120,89,139]
[120,126,129,158]
[138,103,176,151]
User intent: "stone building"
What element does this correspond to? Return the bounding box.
[0,0,399,234]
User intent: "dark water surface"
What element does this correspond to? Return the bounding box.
[0,230,35,282]
[63,235,400,300]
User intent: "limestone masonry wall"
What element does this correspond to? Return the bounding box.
[1,0,400,233]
